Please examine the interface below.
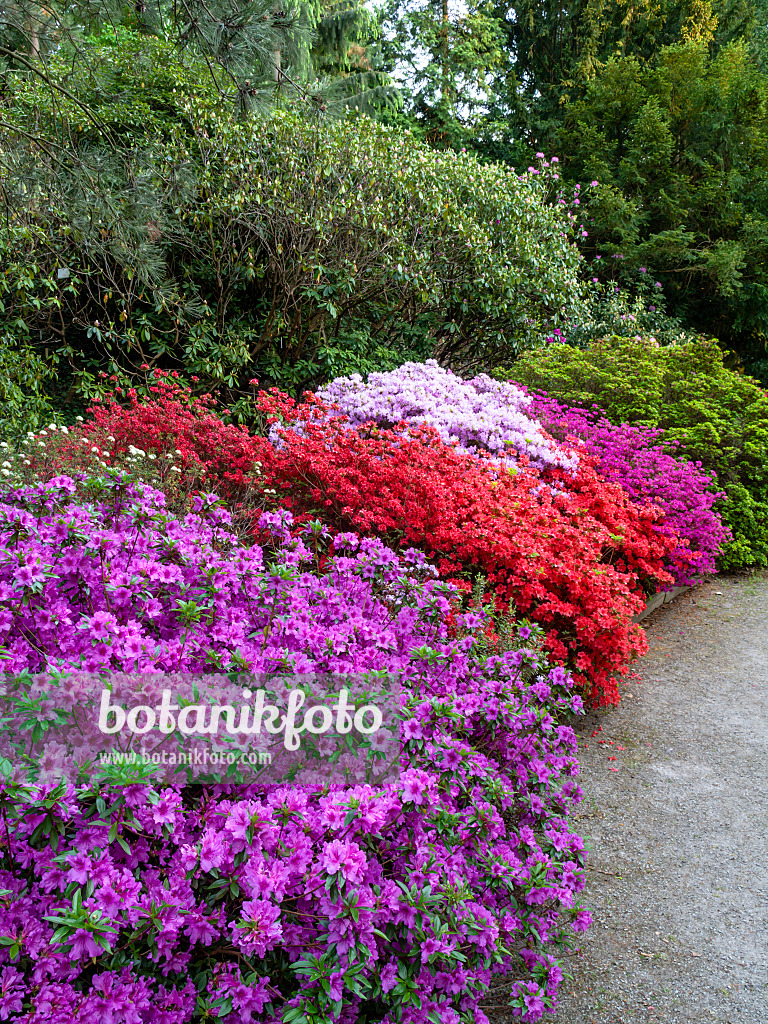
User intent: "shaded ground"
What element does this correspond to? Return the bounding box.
[549,573,768,1023]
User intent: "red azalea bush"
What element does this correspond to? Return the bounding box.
[251,394,677,705]
[14,370,262,502]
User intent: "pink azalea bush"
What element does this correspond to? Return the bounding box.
[0,475,590,1023]
[528,394,728,586]
[0,476,449,677]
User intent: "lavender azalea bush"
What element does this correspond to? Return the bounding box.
[0,476,450,677]
[529,395,728,586]
[318,361,577,473]
[0,475,590,1023]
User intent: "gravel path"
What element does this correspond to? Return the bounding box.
[550,572,768,1024]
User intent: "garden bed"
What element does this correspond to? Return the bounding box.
[0,360,735,1024]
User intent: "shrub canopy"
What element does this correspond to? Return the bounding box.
[1,35,584,427]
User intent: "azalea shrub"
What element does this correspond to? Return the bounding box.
[252,393,678,705]
[8,368,682,703]
[0,477,449,678]
[2,369,263,508]
[314,360,723,585]
[507,335,768,569]
[0,475,590,1023]
[317,361,576,473]
[528,394,728,586]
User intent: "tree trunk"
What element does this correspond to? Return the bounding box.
[29,20,40,59]
[441,0,449,104]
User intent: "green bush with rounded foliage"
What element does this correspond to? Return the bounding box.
[506,335,768,570]
[2,31,585,409]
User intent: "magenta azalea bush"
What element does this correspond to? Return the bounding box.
[528,395,728,586]
[0,475,590,1023]
[0,476,451,677]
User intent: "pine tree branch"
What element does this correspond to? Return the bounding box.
[0,45,119,149]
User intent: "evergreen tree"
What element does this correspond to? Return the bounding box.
[374,0,758,164]
[558,39,768,360]
[478,0,738,164]
[311,1,398,114]
[0,0,394,138]
[377,0,504,149]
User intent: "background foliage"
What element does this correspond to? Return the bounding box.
[375,0,768,374]
[1,9,587,426]
[558,41,768,359]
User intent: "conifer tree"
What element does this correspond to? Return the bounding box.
[377,0,504,149]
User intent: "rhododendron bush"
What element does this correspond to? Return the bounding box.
[253,394,678,706]
[0,476,591,1023]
